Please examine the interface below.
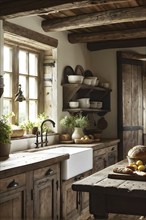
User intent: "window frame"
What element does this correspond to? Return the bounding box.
[3,40,44,125]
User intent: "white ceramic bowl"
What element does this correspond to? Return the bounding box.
[78,98,90,108]
[84,77,98,86]
[67,75,84,84]
[69,101,79,108]
[96,101,103,109]
[90,101,97,109]
[83,78,92,85]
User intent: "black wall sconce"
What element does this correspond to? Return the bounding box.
[15,84,26,102]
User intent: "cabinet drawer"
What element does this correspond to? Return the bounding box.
[107,145,117,153]
[93,148,106,157]
[0,173,26,193]
[34,163,60,181]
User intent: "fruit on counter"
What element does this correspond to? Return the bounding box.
[81,135,94,141]
[59,133,71,141]
[138,165,146,171]
[136,160,143,166]
[128,160,146,172]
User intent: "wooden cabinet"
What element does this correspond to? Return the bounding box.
[93,144,118,173]
[61,170,92,220]
[62,83,111,115]
[93,147,107,173]
[0,173,26,219]
[0,163,60,220]
[106,145,118,166]
[33,163,60,220]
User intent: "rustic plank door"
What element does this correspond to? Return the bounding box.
[117,51,145,160]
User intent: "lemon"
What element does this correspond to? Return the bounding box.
[136,160,143,166]
[131,164,138,170]
[129,161,136,166]
[138,165,145,171]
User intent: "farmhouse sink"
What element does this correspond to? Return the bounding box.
[28,147,93,180]
[47,147,93,180]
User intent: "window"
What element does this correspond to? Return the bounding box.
[3,43,43,124]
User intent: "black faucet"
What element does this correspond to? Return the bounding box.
[40,119,55,147]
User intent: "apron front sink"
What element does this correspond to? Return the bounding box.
[47,147,93,180]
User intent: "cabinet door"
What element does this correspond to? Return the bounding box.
[0,174,26,219]
[106,145,118,166]
[93,148,107,173]
[62,177,79,220]
[61,170,92,220]
[33,164,60,220]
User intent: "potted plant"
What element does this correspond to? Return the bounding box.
[60,114,89,140]
[0,115,12,158]
[20,120,35,134]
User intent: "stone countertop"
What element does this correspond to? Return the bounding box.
[56,138,120,151]
[0,151,69,179]
[0,138,120,179]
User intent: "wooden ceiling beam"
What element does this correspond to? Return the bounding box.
[3,21,58,49]
[87,38,146,51]
[68,28,146,43]
[42,6,146,32]
[0,0,130,19]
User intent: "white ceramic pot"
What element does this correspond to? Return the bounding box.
[78,98,90,108]
[72,127,84,140]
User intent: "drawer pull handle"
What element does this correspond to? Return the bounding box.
[7,179,19,188]
[45,168,54,176]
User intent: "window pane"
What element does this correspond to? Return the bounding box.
[29,77,37,99]
[3,99,12,115]
[3,73,11,97]
[29,53,38,76]
[19,50,28,74]
[29,101,37,121]
[4,46,12,72]
[19,102,27,124]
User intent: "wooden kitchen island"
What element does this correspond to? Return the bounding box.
[72,160,146,220]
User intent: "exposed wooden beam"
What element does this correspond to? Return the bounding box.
[3,21,58,49]
[87,38,146,51]
[42,6,146,32]
[0,0,129,19]
[68,28,146,43]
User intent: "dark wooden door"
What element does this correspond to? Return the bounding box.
[117,51,146,160]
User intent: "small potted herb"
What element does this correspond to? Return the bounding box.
[60,114,89,140]
[0,115,12,158]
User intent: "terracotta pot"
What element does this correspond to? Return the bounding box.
[0,143,11,159]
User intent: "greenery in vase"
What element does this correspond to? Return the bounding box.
[0,115,12,144]
[60,114,89,129]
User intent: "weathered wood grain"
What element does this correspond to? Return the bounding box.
[42,7,146,32]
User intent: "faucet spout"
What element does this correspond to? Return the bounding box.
[40,119,55,147]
